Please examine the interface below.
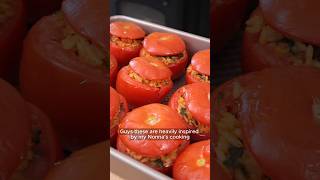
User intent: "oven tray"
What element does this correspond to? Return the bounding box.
[110,15,210,180]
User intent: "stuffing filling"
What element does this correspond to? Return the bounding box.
[0,0,14,25]
[246,14,320,67]
[186,66,210,83]
[124,141,188,169]
[59,13,106,67]
[128,69,170,88]
[142,50,184,66]
[177,95,209,134]
[215,92,270,180]
[11,127,42,180]
[110,35,142,48]
[111,103,125,130]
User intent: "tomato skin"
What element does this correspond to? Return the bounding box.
[44,141,108,180]
[0,79,31,179]
[242,8,294,72]
[110,54,118,87]
[212,0,249,52]
[215,66,320,180]
[110,41,142,67]
[0,0,26,83]
[140,48,188,79]
[19,103,63,180]
[116,66,173,107]
[169,83,210,141]
[173,140,210,180]
[20,14,107,151]
[186,49,210,84]
[110,21,145,39]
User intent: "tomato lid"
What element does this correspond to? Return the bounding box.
[183,83,210,125]
[191,49,210,76]
[129,57,172,80]
[260,0,320,45]
[110,87,120,121]
[143,32,186,56]
[233,67,320,179]
[173,140,210,180]
[45,142,107,180]
[110,21,145,39]
[62,0,107,48]
[118,104,188,156]
[0,79,31,178]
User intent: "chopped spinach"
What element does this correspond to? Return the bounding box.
[153,159,164,168]
[223,145,244,168]
[180,107,187,117]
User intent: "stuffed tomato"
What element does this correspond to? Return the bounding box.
[0,0,26,83]
[110,21,145,67]
[110,87,127,146]
[140,32,188,79]
[45,141,107,180]
[116,56,173,106]
[169,82,210,141]
[243,0,320,72]
[173,140,210,180]
[0,79,61,180]
[186,49,210,84]
[214,66,320,179]
[20,0,107,151]
[117,104,189,173]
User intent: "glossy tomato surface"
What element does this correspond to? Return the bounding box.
[0,0,26,83]
[110,87,128,145]
[169,83,210,141]
[186,49,210,84]
[20,13,106,151]
[110,54,118,87]
[0,79,31,179]
[215,66,320,180]
[140,32,188,79]
[45,141,108,180]
[260,0,320,45]
[62,0,107,48]
[117,104,189,157]
[116,57,173,106]
[212,0,249,52]
[17,103,62,180]
[110,21,145,67]
[242,8,294,72]
[173,140,210,180]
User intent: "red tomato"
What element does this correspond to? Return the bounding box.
[26,0,62,24]
[110,87,128,146]
[140,32,188,79]
[116,57,173,106]
[0,79,31,179]
[260,0,320,45]
[62,0,107,48]
[110,21,145,67]
[117,104,189,172]
[173,140,210,180]
[45,141,108,180]
[19,103,62,180]
[20,13,106,151]
[242,8,295,72]
[110,54,118,87]
[211,0,249,52]
[0,0,26,83]
[215,66,320,179]
[0,79,61,179]
[186,49,210,84]
[169,83,210,141]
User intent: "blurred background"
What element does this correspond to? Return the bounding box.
[110,0,210,37]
